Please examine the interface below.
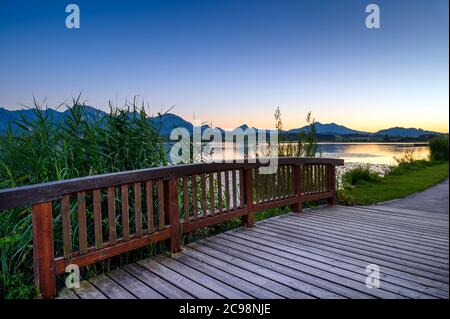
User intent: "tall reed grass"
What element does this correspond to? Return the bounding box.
[0,97,166,298]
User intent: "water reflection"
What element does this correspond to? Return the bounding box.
[166,142,430,165]
[316,142,430,165]
[204,142,430,165]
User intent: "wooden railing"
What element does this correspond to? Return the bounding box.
[0,157,343,298]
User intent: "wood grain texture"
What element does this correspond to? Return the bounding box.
[93,189,103,249]
[146,180,154,234]
[107,187,117,245]
[61,195,72,259]
[134,182,142,237]
[58,203,449,299]
[121,184,130,241]
[77,192,88,254]
[32,202,56,298]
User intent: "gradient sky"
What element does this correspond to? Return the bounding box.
[0,0,448,132]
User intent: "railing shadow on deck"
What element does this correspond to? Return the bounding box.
[0,157,343,298]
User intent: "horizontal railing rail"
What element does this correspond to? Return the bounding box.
[0,157,343,298]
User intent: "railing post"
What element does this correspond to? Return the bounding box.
[291,164,303,213]
[242,168,255,227]
[327,164,337,205]
[32,202,56,299]
[164,178,181,254]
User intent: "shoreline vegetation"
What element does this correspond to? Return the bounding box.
[337,138,449,205]
[0,101,448,299]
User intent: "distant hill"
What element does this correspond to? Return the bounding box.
[288,122,368,135]
[0,106,442,139]
[374,127,438,137]
[150,113,193,136]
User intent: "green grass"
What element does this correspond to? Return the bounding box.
[338,161,449,205]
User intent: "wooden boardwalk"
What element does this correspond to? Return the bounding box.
[58,201,449,299]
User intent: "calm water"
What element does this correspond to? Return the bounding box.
[168,142,430,165]
[315,142,430,165]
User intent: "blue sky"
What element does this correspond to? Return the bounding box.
[0,0,448,132]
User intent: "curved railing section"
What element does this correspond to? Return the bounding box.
[0,157,343,298]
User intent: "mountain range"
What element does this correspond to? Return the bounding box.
[0,106,441,138]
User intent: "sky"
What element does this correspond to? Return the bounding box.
[0,0,448,132]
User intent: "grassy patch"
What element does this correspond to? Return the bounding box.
[337,161,449,205]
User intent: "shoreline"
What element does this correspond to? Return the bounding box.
[336,162,392,187]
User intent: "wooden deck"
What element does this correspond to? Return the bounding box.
[58,202,449,299]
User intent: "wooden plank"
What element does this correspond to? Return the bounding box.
[32,202,56,298]
[239,226,448,298]
[183,176,189,223]
[61,195,72,259]
[279,214,450,262]
[203,236,372,299]
[224,170,230,211]
[284,211,449,257]
[345,205,449,224]
[154,255,252,298]
[297,210,449,247]
[0,157,345,211]
[93,189,103,249]
[242,224,449,285]
[173,252,281,299]
[259,219,448,272]
[271,215,449,263]
[192,174,198,220]
[157,179,165,230]
[183,208,248,233]
[280,213,449,255]
[330,206,449,233]
[55,229,170,275]
[250,223,448,299]
[107,268,165,299]
[218,232,426,299]
[217,171,223,213]
[182,246,306,299]
[239,169,244,208]
[291,207,449,237]
[209,172,215,215]
[146,180,154,234]
[320,209,449,239]
[134,182,142,237]
[329,165,336,204]
[77,192,88,254]
[271,173,276,201]
[107,187,117,245]
[57,287,79,299]
[89,274,136,299]
[254,197,297,212]
[121,184,130,241]
[75,280,107,299]
[201,174,207,217]
[242,168,255,227]
[187,244,313,299]
[123,263,194,299]
[254,169,259,204]
[303,192,334,202]
[356,205,449,221]
[164,178,181,253]
[138,258,223,299]
[232,169,237,210]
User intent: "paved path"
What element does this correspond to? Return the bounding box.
[375,179,449,215]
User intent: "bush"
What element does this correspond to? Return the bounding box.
[429,135,449,162]
[336,188,356,205]
[342,167,381,187]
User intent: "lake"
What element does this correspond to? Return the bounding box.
[168,142,430,165]
[315,142,430,165]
